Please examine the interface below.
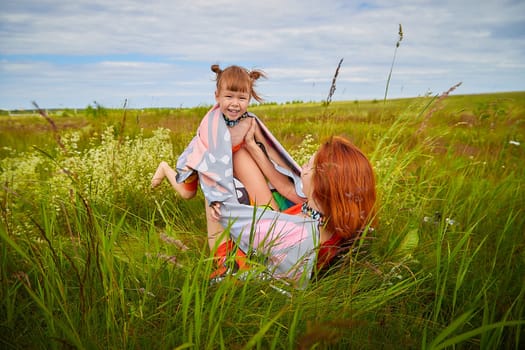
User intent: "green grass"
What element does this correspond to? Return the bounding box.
[1,91,524,349]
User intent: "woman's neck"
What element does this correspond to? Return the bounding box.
[301,200,333,243]
[319,226,333,244]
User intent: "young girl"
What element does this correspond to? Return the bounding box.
[152,64,305,250]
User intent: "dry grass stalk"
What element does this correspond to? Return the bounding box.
[117,98,128,147]
[32,101,67,153]
[325,58,344,106]
[383,24,404,104]
[160,233,189,250]
[417,82,462,134]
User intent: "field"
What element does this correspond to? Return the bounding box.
[1,91,524,349]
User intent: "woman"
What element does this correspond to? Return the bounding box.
[211,121,377,287]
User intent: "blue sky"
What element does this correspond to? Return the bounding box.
[1,0,524,110]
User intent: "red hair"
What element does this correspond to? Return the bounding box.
[211,64,266,103]
[312,136,377,240]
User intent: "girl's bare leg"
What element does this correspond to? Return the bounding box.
[151,161,197,199]
[205,199,227,251]
[233,148,278,210]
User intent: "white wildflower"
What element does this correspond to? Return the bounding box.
[445,218,456,226]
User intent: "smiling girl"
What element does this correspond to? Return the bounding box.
[152,64,305,252]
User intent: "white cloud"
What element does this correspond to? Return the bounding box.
[0,0,524,109]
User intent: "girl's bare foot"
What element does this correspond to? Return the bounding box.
[151,162,167,188]
[151,177,163,188]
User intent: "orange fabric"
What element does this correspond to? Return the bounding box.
[210,240,249,279]
[231,141,245,153]
[214,240,235,259]
[283,203,303,215]
[182,178,198,191]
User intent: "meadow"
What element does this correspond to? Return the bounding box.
[1,91,524,349]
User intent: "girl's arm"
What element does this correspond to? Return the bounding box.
[244,120,304,204]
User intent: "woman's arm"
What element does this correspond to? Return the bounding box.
[251,122,293,171]
[244,120,304,204]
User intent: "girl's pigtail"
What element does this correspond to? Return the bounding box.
[211,64,222,79]
[248,69,267,103]
[249,69,266,81]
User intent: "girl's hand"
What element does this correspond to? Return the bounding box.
[209,202,221,221]
[229,117,251,147]
[244,119,258,150]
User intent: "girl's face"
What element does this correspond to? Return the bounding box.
[301,153,316,199]
[215,88,251,120]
